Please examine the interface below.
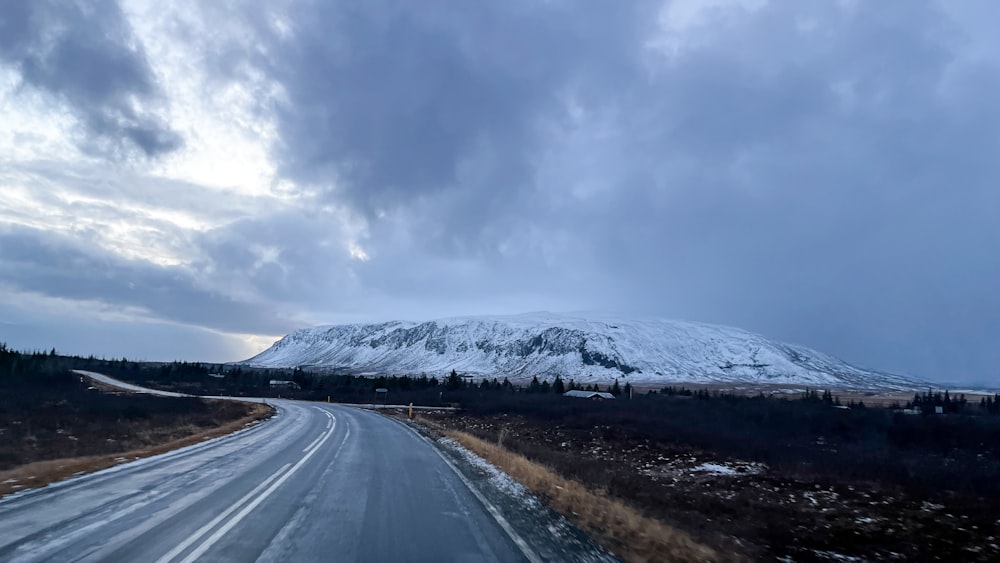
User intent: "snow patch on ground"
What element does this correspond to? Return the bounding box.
[437,437,538,508]
[640,452,768,484]
[692,462,738,475]
[426,431,615,562]
[811,550,868,562]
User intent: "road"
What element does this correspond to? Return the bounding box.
[0,375,540,562]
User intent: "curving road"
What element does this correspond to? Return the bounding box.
[0,375,539,562]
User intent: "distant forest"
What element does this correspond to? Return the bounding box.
[3,343,1000,418]
[2,343,999,409]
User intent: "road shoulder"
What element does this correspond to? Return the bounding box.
[390,414,618,563]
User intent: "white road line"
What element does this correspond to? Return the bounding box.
[153,464,291,563]
[429,447,543,563]
[174,409,336,563]
[302,434,324,453]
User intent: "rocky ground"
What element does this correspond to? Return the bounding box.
[429,413,1000,562]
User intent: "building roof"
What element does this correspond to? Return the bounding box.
[564,390,615,399]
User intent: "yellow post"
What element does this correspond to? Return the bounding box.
[409,402,414,419]
[327,396,331,403]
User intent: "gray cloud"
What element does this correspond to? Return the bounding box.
[214,0,998,382]
[239,1,655,223]
[3,1,1000,382]
[4,159,264,223]
[0,301,249,362]
[0,224,295,336]
[193,207,364,311]
[0,0,181,158]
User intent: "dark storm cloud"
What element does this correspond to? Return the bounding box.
[203,0,1000,382]
[0,225,294,335]
[240,0,656,225]
[547,1,1000,382]
[0,0,180,157]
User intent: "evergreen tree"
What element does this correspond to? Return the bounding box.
[540,380,551,393]
[553,375,566,394]
[611,379,621,396]
[985,395,997,415]
[528,376,541,393]
[446,369,463,390]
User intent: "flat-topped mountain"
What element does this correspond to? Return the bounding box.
[245,312,921,390]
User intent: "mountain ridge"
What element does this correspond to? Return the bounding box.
[244,312,922,390]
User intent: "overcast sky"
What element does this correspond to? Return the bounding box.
[1,0,998,384]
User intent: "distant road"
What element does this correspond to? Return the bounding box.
[77,370,193,397]
[0,375,538,562]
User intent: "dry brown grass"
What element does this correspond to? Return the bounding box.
[0,402,273,499]
[417,416,731,562]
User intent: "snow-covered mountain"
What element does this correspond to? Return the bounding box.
[244,312,921,390]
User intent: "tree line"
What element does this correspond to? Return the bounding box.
[5,343,1000,416]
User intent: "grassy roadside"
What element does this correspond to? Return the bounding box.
[0,397,274,499]
[414,415,726,563]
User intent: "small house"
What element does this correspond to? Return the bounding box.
[563,390,615,400]
[269,379,300,390]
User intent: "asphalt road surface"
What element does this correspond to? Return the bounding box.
[0,376,541,562]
